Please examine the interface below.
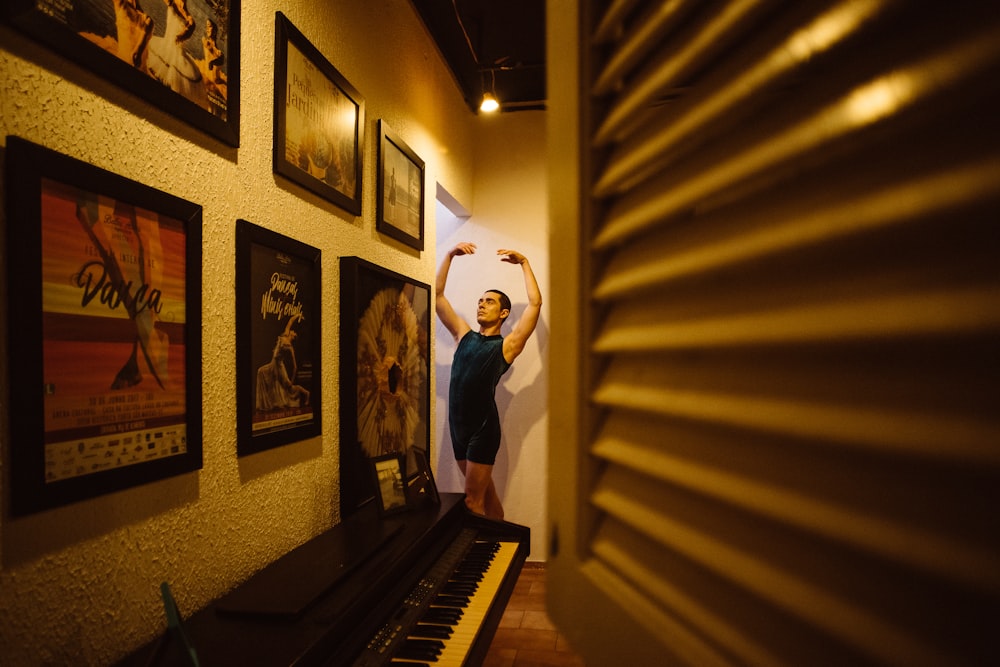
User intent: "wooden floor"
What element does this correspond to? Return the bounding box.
[484,562,586,667]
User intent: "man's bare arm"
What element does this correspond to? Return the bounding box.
[435,242,476,342]
[498,249,542,363]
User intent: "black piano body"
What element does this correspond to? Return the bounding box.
[118,493,529,666]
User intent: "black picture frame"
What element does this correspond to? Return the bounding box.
[376,120,425,251]
[4,136,203,516]
[235,219,321,456]
[274,12,365,216]
[369,453,408,517]
[406,447,440,508]
[3,0,240,147]
[339,257,431,518]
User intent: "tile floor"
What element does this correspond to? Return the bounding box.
[484,562,586,667]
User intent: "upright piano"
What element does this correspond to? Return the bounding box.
[119,493,529,666]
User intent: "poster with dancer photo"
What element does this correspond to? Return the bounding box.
[235,219,321,456]
[5,137,203,516]
[4,0,240,145]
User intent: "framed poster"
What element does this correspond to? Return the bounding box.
[235,220,321,456]
[274,12,364,216]
[3,0,240,147]
[376,120,425,251]
[369,453,408,517]
[4,136,203,516]
[339,257,431,517]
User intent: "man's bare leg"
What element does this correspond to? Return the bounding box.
[457,460,504,519]
[483,477,504,521]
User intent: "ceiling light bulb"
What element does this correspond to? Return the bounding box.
[480,93,499,113]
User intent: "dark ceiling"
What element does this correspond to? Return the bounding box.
[410,0,546,113]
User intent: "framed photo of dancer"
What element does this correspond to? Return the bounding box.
[274,12,365,216]
[369,453,408,517]
[376,120,425,251]
[235,219,321,456]
[339,257,431,518]
[3,0,240,147]
[4,136,203,516]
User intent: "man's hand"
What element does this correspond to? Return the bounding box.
[451,242,477,257]
[497,249,527,264]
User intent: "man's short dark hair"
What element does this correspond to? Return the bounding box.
[487,289,511,317]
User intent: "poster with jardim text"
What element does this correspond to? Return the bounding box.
[5,137,203,516]
[273,11,364,215]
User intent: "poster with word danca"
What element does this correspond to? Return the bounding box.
[40,178,189,483]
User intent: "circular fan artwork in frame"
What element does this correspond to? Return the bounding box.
[339,257,431,517]
[356,286,425,457]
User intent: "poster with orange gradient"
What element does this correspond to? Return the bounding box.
[39,177,189,483]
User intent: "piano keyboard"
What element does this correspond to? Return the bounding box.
[352,529,519,666]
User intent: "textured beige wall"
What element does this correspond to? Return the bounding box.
[0,1,477,664]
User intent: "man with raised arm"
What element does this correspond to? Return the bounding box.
[435,242,542,519]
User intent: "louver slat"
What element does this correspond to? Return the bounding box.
[552,0,1000,665]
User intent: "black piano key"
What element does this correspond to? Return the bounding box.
[462,554,494,565]
[410,624,452,639]
[422,608,462,624]
[453,570,485,580]
[460,552,492,560]
[396,646,440,658]
[425,604,462,616]
[403,638,445,651]
[395,639,444,662]
[439,592,474,603]
[458,554,493,565]
[395,648,439,662]
[434,594,470,608]
[450,577,483,586]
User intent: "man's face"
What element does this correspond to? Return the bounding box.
[476,292,508,326]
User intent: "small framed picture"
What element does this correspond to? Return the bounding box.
[376,119,425,251]
[370,453,408,516]
[273,12,364,215]
[407,448,440,508]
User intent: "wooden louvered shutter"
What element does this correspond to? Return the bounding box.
[545,1,1000,665]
